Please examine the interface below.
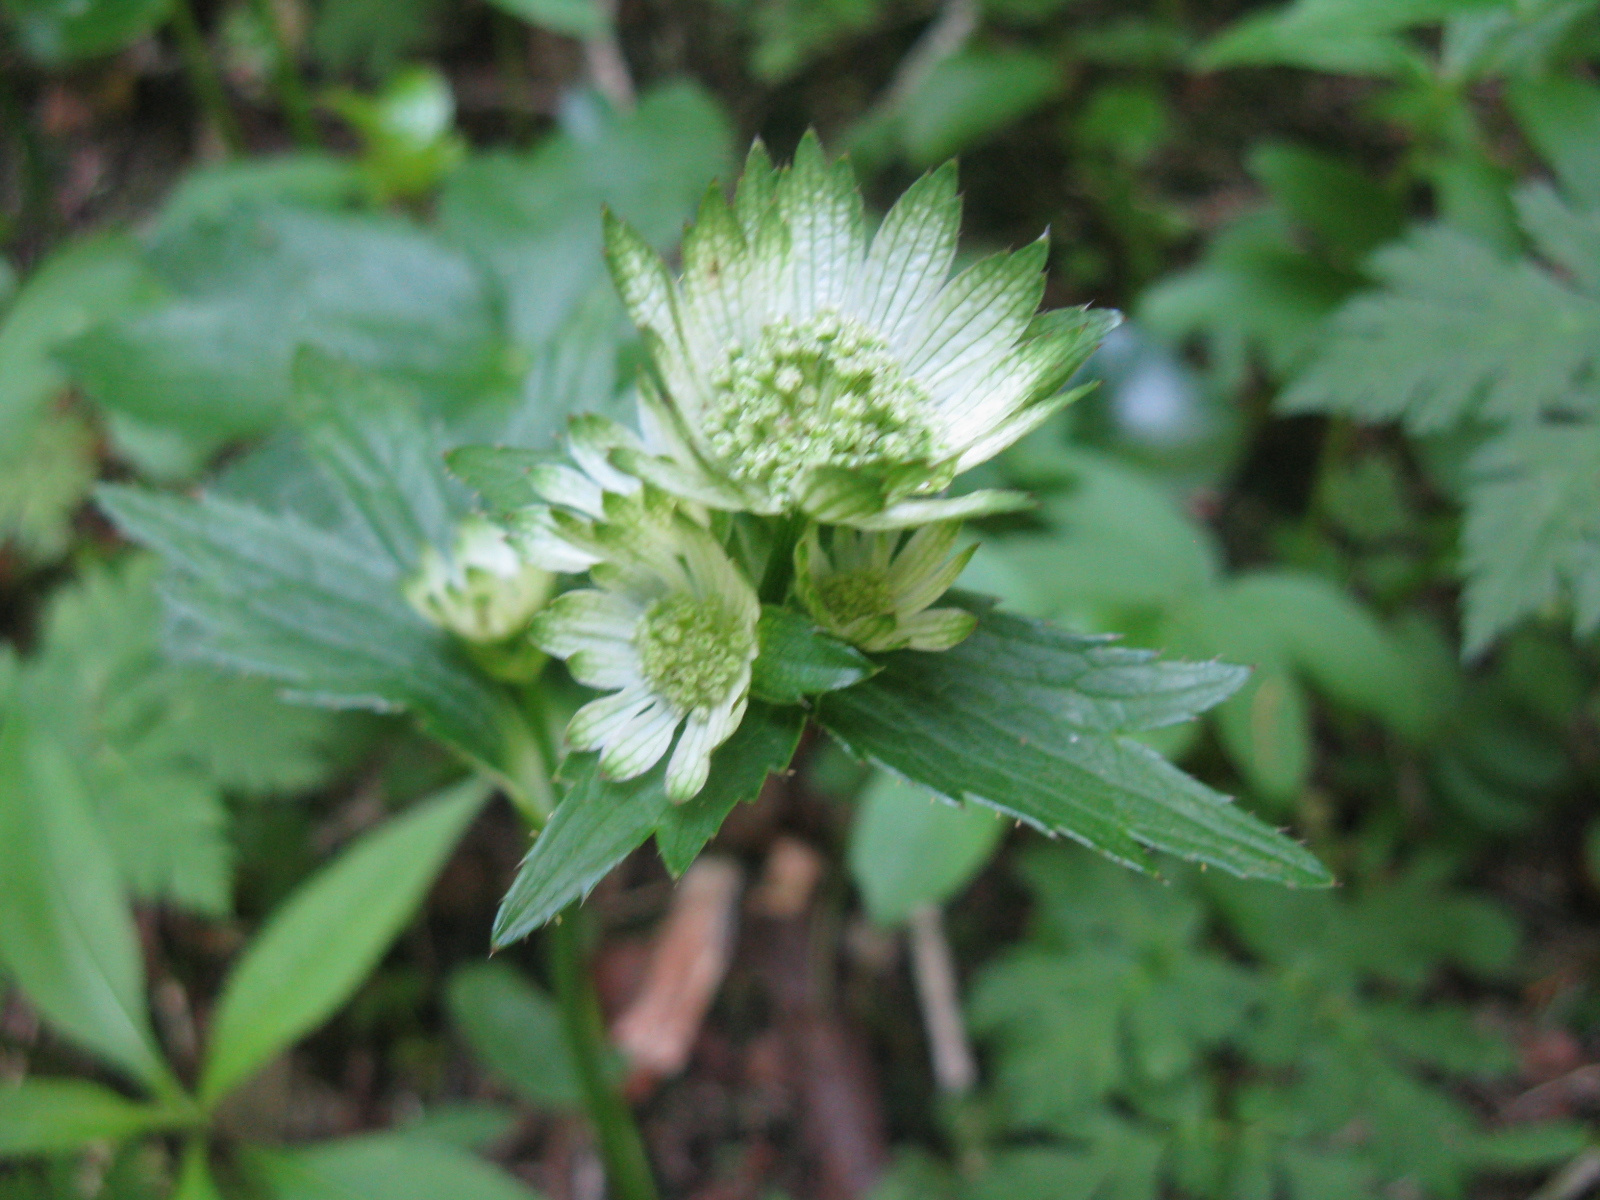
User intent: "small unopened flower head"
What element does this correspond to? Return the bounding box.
[603,132,1119,528]
[795,522,977,653]
[529,509,759,802]
[407,517,554,644]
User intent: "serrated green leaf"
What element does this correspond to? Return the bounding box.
[446,963,580,1110]
[492,756,667,948]
[817,606,1330,887]
[1461,420,1600,654]
[97,486,521,781]
[20,555,349,912]
[494,702,801,941]
[248,1132,543,1200]
[750,607,876,704]
[291,349,468,571]
[0,716,174,1092]
[0,1079,190,1156]
[200,779,490,1106]
[847,769,1005,925]
[653,702,803,876]
[1281,222,1600,430]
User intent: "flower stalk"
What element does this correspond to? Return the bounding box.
[549,905,659,1200]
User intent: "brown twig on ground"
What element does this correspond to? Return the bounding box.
[612,855,745,1090]
[756,836,889,1200]
[870,0,977,118]
[1531,1150,1600,1200]
[581,0,634,111]
[1503,1063,1600,1124]
[907,903,975,1096]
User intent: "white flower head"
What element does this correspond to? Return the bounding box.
[795,522,976,652]
[529,505,760,802]
[407,516,555,644]
[501,413,667,576]
[603,132,1119,529]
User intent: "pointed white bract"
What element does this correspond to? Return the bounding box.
[501,412,708,576]
[407,516,555,643]
[794,522,977,652]
[527,489,760,803]
[603,133,1119,528]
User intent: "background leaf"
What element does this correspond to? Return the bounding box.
[0,715,173,1092]
[438,83,730,352]
[446,963,581,1109]
[848,770,1005,925]
[97,485,522,781]
[249,1133,544,1200]
[64,205,508,452]
[290,350,468,571]
[481,0,606,38]
[0,1079,188,1155]
[199,779,490,1105]
[0,0,172,63]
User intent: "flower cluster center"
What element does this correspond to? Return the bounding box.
[635,593,751,712]
[704,312,937,502]
[817,567,894,625]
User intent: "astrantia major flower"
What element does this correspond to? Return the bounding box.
[795,522,976,652]
[407,516,555,643]
[406,516,556,681]
[529,504,759,802]
[603,132,1119,529]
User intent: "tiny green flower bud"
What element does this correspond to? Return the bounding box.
[406,518,555,680]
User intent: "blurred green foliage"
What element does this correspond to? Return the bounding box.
[2,0,1599,1195]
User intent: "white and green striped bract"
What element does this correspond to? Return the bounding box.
[603,132,1119,529]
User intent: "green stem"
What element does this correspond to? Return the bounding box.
[758,514,804,604]
[168,0,244,154]
[250,0,318,147]
[548,906,659,1200]
[0,56,51,247]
